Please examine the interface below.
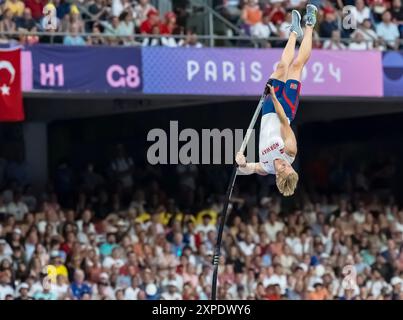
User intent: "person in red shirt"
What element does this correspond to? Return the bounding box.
[160,11,177,35]
[140,9,162,34]
[263,0,286,25]
[265,284,281,300]
[25,0,46,21]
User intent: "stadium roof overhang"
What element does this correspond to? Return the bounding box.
[23,93,403,124]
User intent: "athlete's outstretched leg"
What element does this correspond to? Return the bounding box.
[287,4,318,81]
[269,10,303,82]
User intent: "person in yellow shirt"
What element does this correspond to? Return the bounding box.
[4,0,25,17]
[50,251,69,278]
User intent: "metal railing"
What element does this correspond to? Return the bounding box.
[1,30,403,50]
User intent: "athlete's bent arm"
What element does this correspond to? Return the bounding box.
[268,85,298,157]
[235,152,268,176]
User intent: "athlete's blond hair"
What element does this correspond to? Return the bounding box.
[276,171,299,197]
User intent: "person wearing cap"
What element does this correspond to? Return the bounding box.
[140,9,162,34]
[15,283,32,300]
[160,280,182,300]
[92,272,114,300]
[391,276,402,299]
[160,11,177,35]
[133,0,157,27]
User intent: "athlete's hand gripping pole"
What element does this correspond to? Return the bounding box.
[211,80,270,300]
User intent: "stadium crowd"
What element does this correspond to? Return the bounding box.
[0,0,402,49]
[0,144,402,300]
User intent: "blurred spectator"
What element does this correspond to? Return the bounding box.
[0,9,17,41]
[140,9,162,34]
[112,0,133,18]
[349,31,370,49]
[4,0,25,18]
[60,5,85,34]
[350,18,378,48]
[63,23,86,45]
[323,30,346,50]
[15,8,36,30]
[160,11,177,34]
[110,144,134,190]
[134,0,157,28]
[70,269,92,299]
[117,10,135,44]
[87,0,110,29]
[251,14,273,40]
[241,0,263,34]
[391,0,403,40]
[376,10,400,49]
[351,0,371,25]
[319,11,339,38]
[263,0,286,26]
[219,0,242,24]
[25,0,46,21]
[368,0,389,22]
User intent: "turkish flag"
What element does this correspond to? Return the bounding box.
[0,48,25,122]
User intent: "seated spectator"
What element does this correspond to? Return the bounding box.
[15,8,36,30]
[33,281,57,300]
[54,0,72,21]
[307,282,330,300]
[241,0,263,34]
[4,0,25,17]
[348,31,370,50]
[86,0,109,30]
[25,0,46,21]
[367,0,389,22]
[251,13,273,40]
[6,193,28,222]
[103,16,121,44]
[161,281,182,300]
[376,10,400,49]
[350,18,378,48]
[178,29,203,48]
[319,11,339,38]
[141,25,162,47]
[0,9,17,40]
[63,23,86,46]
[219,0,242,24]
[117,10,135,44]
[323,30,347,50]
[134,0,157,28]
[278,11,292,39]
[41,3,58,32]
[60,5,85,34]
[140,9,162,34]
[160,11,177,35]
[351,0,371,25]
[69,269,92,300]
[263,0,286,26]
[112,0,133,18]
[391,0,403,38]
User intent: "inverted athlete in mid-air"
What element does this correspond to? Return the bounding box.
[236,4,318,196]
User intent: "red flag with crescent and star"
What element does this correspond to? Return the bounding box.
[0,48,24,122]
